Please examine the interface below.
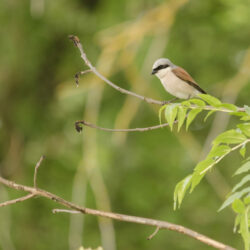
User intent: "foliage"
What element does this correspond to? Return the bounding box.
[159,94,250,249]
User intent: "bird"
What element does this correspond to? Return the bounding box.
[151,58,206,100]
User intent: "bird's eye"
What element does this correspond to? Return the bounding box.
[156,64,169,71]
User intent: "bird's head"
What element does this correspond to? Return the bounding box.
[151,58,174,79]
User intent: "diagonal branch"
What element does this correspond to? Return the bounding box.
[0,193,35,208]
[0,174,235,250]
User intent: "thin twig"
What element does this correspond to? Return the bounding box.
[0,175,235,250]
[75,120,174,133]
[34,155,45,188]
[147,226,160,240]
[75,69,92,86]
[53,209,81,214]
[0,194,35,208]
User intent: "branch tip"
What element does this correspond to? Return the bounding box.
[68,35,80,47]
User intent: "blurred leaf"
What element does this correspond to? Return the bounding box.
[219,187,250,211]
[177,106,187,132]
[232,199,245,213]
[240,208,250,250]
[165,104,178,131]
[198,94,222,106]
[217,103,238,112]
[158,104,167,125]
[186,109,202,130]
[232,175,250,192]
[244,105,250,116]
[237,123,250,137]
[204,110,215,122]
[213,129,247,146]
[234,161,250,176]
[234,214,241,233]
[174,175,192,210]
[189,99,205,106]
[240,144,246,158]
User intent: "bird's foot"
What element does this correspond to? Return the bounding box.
[162,98,178,105]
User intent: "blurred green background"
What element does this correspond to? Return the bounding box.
[0,0,250,249]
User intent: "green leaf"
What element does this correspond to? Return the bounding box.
[174,175,192,210]
[186,109,202,130]
[177,106,187,132]
[189,99,205,106]
[234,214,241,233]
[217,103,238,112]
[204,110,215,122]
[241,115,250,121]
[240,144,246,158]
[207,145,231,159]
[218,187,250,211]
[158,105,167,125]
[213,129,247,146]
[244,105,250,116]
[240,208,249,250]
[181,100,191,108]
[238,123,250,137]
[232,175,250,192]
[232,199,245,213]
[164,104,179,131]
[198,94,222,106]
[244,196,250,205]
[234,161,250,176]
[190,158,215,192]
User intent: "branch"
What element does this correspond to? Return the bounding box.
[34,155,45,188]
[68,35,246,114]
[75,120,174,133]
[0,175,235,250]
[0,193,35,208]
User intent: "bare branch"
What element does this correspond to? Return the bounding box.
[0,194,35,208]
[0,175,235,250]
[53,209,81,214]
[34,155,45,188]
[75,120,175,133]
[147,226,160,240]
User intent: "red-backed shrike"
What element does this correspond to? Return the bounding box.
[152,58,206,99]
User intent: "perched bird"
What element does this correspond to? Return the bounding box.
[152,58,206,100]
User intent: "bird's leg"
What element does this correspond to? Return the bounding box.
[162,97,178,105]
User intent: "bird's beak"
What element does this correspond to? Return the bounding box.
[151,69,157,75]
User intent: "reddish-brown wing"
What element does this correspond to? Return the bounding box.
[172,67,206,94]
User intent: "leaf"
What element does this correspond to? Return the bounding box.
[244,196,250,205]
[234,214,241,233]
[234,161,250,176]
[217,103,238,112]
[232,175,250,192]
[213,129,247,146]
[204,110,215,122]
[173,175,192,210]
[158,105,167,125]
[240,144,246,158]
[218,187,250,211]
[237,123,250,137]
[177,106,187,132]
[164,104,179,131]
[189,99,205,106]
[198,94,222,106]
[240,208,250,250]
[190,158,215,192]
[207,145,231,159]
[244,105,250,116]
[186,109,202,130]
[241,115,250,121]
[181,100,191,108]
[232,199,245,213]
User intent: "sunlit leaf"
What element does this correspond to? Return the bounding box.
[164,104,179,131]
[189,99,205,106]
[234,161,250,176]
[207,145,231,159]
[232,175,250,192]
[237,123,250,137]
[217,103,238,112]
[232,199,245,213]
[240,144,246,158]
[198,94,221,106]
[240,208,249,250]
[186,109,202,130]
[213,129,247,146]
[218,187,250,211]
[177,106,187,132]
[158,104,167,125]
[174,175,192,210]
[234,214,241,233]
[204,110,215,122]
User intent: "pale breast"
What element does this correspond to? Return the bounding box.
[160,69,199,99]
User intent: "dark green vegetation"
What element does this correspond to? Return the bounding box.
[0,0,250,249]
